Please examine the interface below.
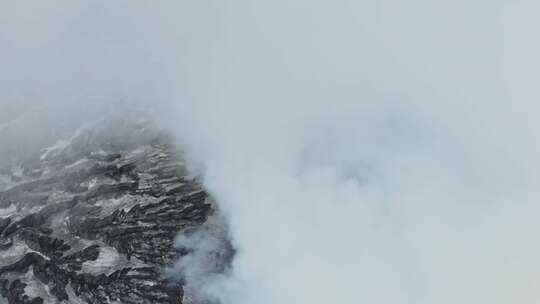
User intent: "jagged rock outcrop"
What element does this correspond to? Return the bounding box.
[0,114,217,304]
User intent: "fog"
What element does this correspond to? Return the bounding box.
[2,1,540,303]
[0,0,179,163]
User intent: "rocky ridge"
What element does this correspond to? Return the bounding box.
[0,114,216,304]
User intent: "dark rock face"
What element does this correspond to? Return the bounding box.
[0,115,216,304]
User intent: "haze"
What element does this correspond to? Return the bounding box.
[2,1,540,303]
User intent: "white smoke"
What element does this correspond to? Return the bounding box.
[170,0,540,303]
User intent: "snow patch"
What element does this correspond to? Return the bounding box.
[21,267,56,304]
[40,139,71,160]
[65,158,89,169]
[0,243,33,267]
[81,246,121,275]
[0,204,17,218]
[94,194,160,215]
[80,245,149,276]
[39,122,94,161]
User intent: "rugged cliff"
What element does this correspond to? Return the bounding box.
[0,114,217,304]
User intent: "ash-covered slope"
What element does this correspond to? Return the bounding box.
[0,114,216,304]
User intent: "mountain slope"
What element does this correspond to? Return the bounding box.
[0,114,214,304]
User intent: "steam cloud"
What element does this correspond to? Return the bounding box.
[2,1,540,303]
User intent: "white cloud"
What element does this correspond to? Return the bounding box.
[171,1,540,303]
[2,1,540,303]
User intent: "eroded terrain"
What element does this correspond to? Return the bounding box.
[0,114,220,304]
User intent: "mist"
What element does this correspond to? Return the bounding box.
[2,0,540,303]
[171,1,540,303]
[0,0,181,164]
